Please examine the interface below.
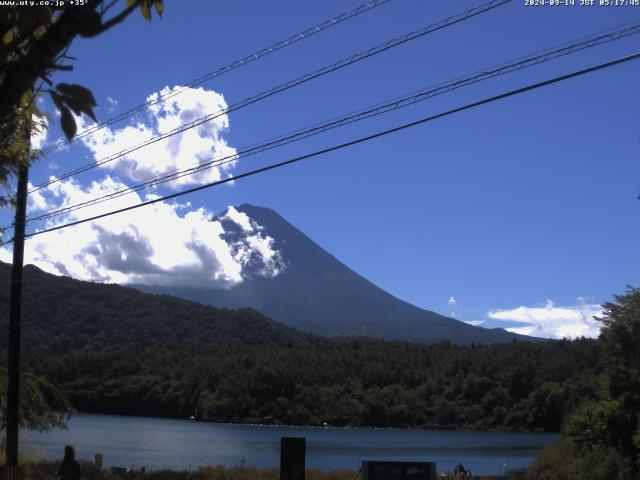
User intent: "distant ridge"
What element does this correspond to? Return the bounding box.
[0,261,316,353]
[136,204,534,345]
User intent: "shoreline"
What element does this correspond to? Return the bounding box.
[23,413,555,477]
[65,410,555,434]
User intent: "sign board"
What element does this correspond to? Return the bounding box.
[362,461,436,480]
[280,437,305,480]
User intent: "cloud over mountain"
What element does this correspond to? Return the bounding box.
[79,85,237,188]
[487,298,603,339]
[0,176,283,288]
[0,85,282,287]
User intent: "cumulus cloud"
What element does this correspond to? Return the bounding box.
[487,298,603,339]
[31,114,48,150]
[223,206,254,233]
[0,85,285,288]
[26,182,50,211]
[80,85,237,189]
[219,207,285,279]
[0,178,284,288]
[448,296,459,318]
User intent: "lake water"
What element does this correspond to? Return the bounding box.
[21,413,558,476]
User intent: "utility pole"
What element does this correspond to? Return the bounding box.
[5,156,29,479]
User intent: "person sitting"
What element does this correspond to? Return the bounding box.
[57,445,82,480]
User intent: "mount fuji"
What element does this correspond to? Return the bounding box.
[135,204,532,344]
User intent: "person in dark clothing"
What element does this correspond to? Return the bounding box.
[57,445,81,480]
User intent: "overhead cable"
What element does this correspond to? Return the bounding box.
[38,0,395,155]
[24,20,640,224]
[1,50,636,247]
[29,0,511,194]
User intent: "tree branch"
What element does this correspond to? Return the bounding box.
[101,0,121,16]
[0,1,143,128]
[84,0,144,38]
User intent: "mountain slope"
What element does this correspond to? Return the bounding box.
[0,261,316,353]
[137,204,531,345]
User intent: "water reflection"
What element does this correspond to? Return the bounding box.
[21,413,558,475]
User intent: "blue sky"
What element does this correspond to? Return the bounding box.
[2,0,639,338]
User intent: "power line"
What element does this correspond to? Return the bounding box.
[32,0,510,192]
[3,50,637,247]
[23,20,640,225]
[29,0,511,194]
[37,0,395,156]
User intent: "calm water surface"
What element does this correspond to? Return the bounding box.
[21,413,558,475]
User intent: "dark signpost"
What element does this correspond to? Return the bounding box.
[362,461,437,480]
[280,437,305,480]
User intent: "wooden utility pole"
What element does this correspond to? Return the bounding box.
[5,160,29,480]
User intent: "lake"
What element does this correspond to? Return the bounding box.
[21,413,558,476]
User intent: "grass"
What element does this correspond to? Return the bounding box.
[0,451,525,480]
[0,460,527,480]
[0,460,362,480]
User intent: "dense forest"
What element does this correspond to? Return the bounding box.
[0,262,609,434]
[0,263,318,352]
[24,339,604,432]
[8,261,640,480]
[525,288,640,479]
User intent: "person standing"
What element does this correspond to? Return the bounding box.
[57,445,81,480]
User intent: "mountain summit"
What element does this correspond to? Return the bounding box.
[137,204,530,344]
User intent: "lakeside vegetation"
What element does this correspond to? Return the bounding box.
[0,262,606,433]
[2,263,639,477]
[0,457,360,480]
[522,287,640,479]
[3,458,522,480]
[24,338,604,432]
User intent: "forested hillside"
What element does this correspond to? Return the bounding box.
[0,261,606,433]
[26,339,604,432]
[0,263,317,352]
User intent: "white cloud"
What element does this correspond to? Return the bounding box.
[80,85,237,189]
[487,298,603,339]
[0,86,286,288]
[26,182,51,211]
[223,206,254,233]
[448,296,459,318]
[219,206,285,278]
[31,114,48,150]
[0,178,284,288]
[106,96,118,112]
[464,320,485,326]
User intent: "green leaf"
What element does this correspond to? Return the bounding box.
[84,107,97,123]
[49,91,64,112]
[154,0,164,17]
[3,27,16,45]
[55,83,97,107]
[53,83,98,123]
[19,89,33,107]
[59,106,77,141]
[140,1,152,22]
[61,95,96,122]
